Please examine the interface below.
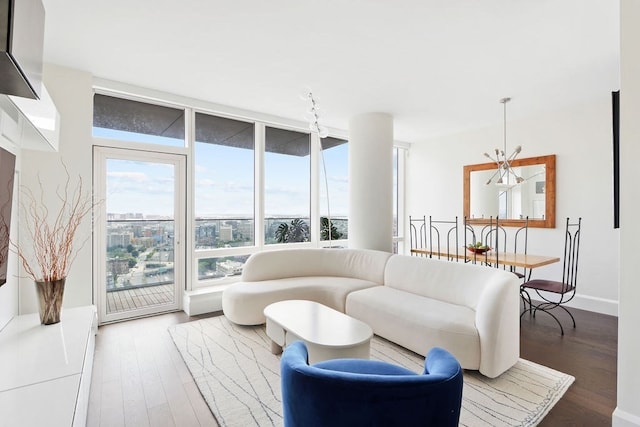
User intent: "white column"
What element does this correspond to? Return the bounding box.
[614,1,640,426]
[348,113,393,252]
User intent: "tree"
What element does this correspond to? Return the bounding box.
[320,217,342,241]
[275,218,309,243]
[275,222,289,243]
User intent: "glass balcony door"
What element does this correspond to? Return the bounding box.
[94,147,186,323]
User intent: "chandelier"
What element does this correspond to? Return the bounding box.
[483,97,524,186]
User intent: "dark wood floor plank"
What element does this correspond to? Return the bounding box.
[520,304,617,426]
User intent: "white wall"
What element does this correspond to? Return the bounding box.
[18,64,94,314]
[406,96,619,315]
[614,0,640,425]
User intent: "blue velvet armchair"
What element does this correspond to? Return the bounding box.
[280,341,463,427]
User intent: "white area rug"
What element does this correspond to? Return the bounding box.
[169,316,574,427]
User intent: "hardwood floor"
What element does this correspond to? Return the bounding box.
[520,305,617,426]
[88,306,617,426]
[87,311,220,427]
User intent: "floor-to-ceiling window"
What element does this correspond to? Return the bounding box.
[92,90,406,305]
[264,127,311,244]
[393,146,408,254]
[319,137,349,245]
[92,94,187,323]
[193,113,255,282]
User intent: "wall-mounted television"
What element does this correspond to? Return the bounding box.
[0,145,16,287]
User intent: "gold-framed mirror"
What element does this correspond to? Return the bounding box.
[463,154,556,228]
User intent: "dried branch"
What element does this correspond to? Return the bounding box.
[10,163,97,282]
[1,176,14,275]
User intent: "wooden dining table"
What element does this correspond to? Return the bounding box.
[410,248,560,269]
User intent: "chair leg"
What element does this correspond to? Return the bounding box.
[530,301,578,336]
[557,304,577,329]
[547,312,566,336]
[519,289,532,317]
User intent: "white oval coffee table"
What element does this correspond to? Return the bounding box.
[263,299,373,364]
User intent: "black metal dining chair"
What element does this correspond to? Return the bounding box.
[520,217,582,335]
[428,216,459,261]
[483,216,507,268]
[462,216,478,264]
[464,216,503,266]
[510,217,529,280]
[409,215,427,256]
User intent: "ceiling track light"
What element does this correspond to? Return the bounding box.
[302,90,329,138]
[301,89,332,245]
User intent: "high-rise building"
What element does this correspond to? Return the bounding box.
[236,221,254,242]
[217,259,243,276]
[107,233,131,248]
[219,225,233,242]
[195,222,217,247]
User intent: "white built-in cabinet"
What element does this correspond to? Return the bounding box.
[0,91,59,152]
[0,306,97,427]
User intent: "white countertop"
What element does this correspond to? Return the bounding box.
[0,306,96,392]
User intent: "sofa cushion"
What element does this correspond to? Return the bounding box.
[383,254,517,310]
[240,248,392,284]
[222,276,379,325]
[346,286,481,370]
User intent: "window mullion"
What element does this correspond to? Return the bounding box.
[255,123,266,249]
[185,107,196,290]
[310,132,320,246]
[396,146,407,254]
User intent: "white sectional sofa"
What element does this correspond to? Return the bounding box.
[222,248,392,325]
[222,248,520,378]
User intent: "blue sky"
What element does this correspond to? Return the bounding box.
[97,127,348,218]
[106,159,175,217]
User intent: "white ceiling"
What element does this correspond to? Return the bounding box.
[41,0,620,143]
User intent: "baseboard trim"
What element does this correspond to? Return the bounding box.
[613,407,640,427]
[569,294,618,317]
[185,285,619,317]
[529,291,618,317]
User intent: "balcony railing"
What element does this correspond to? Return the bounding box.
[105,216,350,307]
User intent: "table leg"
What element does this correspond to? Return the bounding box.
[270,339,282,355]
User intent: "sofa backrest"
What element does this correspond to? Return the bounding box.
[241,248,392,284]
[383,255,519,309]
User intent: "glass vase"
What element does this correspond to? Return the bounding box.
[35,278,66,325]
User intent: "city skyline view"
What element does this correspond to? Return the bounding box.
[97,115,352,300]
